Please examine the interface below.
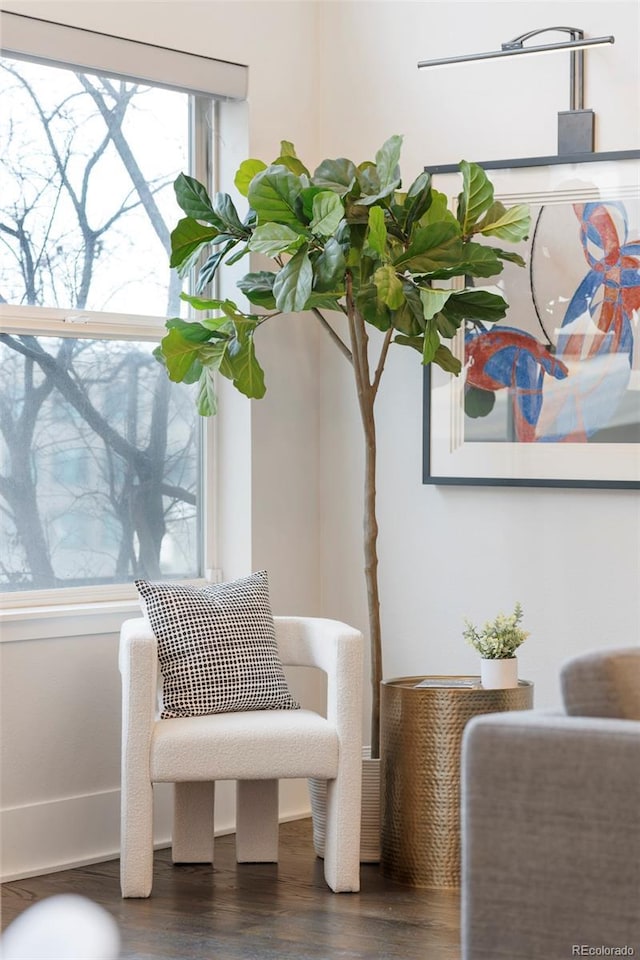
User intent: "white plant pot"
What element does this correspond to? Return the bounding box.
[308,746,380,863]
[480,657,518,689]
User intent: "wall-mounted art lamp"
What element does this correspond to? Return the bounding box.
[417,27,615,156]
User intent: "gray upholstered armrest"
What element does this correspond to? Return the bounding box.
[461,711,640,960]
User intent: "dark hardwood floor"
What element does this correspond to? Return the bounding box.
[1,819,461,959]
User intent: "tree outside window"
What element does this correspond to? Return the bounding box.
[0,57,203,593]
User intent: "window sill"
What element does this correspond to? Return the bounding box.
[0,575,220,643]
[0,598,142,643]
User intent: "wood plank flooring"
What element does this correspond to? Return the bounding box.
[1,819,461,959]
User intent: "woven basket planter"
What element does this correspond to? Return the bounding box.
[308,747,380,863]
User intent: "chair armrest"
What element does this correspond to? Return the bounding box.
[274,616,363,744]
[462,711,640,959]
[119,618,158,769]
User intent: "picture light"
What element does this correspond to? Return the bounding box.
[417,27,616,154]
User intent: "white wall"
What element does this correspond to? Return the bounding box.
[0,0,323,881]
[315,1,640,732]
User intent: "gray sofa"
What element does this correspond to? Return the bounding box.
[461,647,640,960]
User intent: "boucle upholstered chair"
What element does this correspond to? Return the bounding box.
[461,647,640,960]
[119,615,363,897]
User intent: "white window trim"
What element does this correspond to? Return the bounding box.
[1,11,248,100]
[0,305,168,342]
[0,17,233,613]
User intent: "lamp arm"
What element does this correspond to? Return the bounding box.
[501,26,584,50]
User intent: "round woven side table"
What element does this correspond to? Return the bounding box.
[380,676,533,888]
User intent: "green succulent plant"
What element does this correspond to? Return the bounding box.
[159,136,530,755]
[463,602,530,659]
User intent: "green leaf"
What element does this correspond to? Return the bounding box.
[248,165,305,228]
[422,318,440,364]
[248,223,307,256]
[416,189,456,229]
[170,218,220,269]
[392,283,425,336]
[197,367,219,416]
[165,316,226,342]
[442,289,508,325]
[404,171,432,232]
[313,238,346,292]
[357,162,380,198]
[303,292,344,311]
[196,241,237,292]
[274,154,310,177]
[178,293,225,313]
[356,283,392,331]
[357,136,403,206]
[367,206,387,255]
[375,135,403,192]
[496,248,526,267]
[174,173,222,226]
[196,341,231,414]
[434,310,460,339]
[213,192,248,235]
[312,157,357,196]
[457,161,494,234]
[419,287,453,321]
[161,328,208,382]
[225,244,250,266]
[476,201,531,242]
[433,343,462,375]
[465,386,496,418]
[457,243,504,279]
[234,158,267,197]
[237,271,277,309]
[181,359,203,385]
[393,334,424,353]
[279,141,297,158]
[300,185,326,221]
[394,221,463,273]
[374,265,405,309]
[310,191,344,237]
[225,329,266,399]
[412,242,504,282]
[272,246,313,312]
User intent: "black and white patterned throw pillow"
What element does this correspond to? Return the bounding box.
[135,570,300,718]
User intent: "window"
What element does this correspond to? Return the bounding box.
[0,336,199,592]
[0,57,190,316]
[0,15,247,603]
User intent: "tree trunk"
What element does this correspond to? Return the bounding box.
[362,397,383,758]
[346,277,383,758]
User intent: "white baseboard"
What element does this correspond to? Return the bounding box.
[1,781,311,883]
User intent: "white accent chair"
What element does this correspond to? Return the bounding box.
[119,615,363,897]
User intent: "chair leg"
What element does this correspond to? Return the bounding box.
[323,773,361,893]
[120,779,154,898]
[236,779,279,863]
[172,782,215,864]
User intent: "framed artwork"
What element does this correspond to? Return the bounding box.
[423,151,640,488]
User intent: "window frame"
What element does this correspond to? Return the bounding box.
[0,22,231,610]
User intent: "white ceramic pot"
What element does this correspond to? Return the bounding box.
[480,657,518,689]
[308,746,380,863]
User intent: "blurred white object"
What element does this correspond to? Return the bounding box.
[0,894,120,959]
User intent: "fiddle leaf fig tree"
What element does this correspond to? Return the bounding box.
[158,136,530,757]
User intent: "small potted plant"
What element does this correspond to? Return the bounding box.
[463,602,529,688]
